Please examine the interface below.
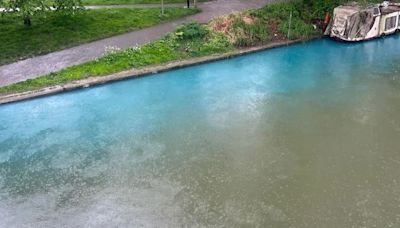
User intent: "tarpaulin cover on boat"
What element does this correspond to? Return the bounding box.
[329,4,375,39]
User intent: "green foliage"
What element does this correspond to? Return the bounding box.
[0,8,199,65]
[197,32,232,55]
[303,0,385,19]
[252,1,301,21]
[304,0,341,18]
[175,21,209,40]
[117,40,178,68]
[248,1,318,40]
[174,32,232,57]
[168,21,232,56]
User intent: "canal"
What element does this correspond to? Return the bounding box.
[1,37,400,227]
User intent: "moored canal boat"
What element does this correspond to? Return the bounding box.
[325,1,400,41]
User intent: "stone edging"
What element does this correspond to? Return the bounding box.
[0,37,321,105]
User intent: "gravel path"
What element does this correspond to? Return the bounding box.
[0,0,280,86]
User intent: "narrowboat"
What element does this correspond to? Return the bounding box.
[325,1,400,41]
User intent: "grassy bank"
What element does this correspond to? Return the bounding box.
[82,0,209,5]
[0,8,199,65]
[0,0,378,94]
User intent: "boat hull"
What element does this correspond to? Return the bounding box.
[330,30,399,42]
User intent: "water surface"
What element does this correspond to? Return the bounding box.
[1,37,400,227]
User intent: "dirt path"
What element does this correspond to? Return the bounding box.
[0,0,280,86]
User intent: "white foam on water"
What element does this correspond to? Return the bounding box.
[0,178,186,228]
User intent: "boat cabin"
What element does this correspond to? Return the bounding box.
[326,1,400,41]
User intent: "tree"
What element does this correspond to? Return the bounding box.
[5,0,82,26]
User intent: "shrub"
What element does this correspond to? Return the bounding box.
[197,32,233,55]
[174,21,208,40]
[250,1,318,40]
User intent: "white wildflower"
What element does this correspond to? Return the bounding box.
[104,46,121,56]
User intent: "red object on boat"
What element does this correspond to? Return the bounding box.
[324,12,331,25]
[323,12,331,31]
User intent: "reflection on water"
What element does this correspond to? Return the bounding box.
[1,37,400,227]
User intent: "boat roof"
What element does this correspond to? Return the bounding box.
[335,2,400,16]
[334,4,373,17]
[380,5,400,14]
[335,5,361,14]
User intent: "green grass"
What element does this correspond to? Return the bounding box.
[82,0,208,5]
[0,7,199,65]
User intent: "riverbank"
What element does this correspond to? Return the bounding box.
[0,36,322,105]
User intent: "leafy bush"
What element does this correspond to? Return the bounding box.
[250,1,318,40]
[175,21,208,40]
[193,32,233,55]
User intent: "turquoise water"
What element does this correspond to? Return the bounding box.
[1,37,400,227]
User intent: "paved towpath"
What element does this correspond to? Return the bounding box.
[85,3,191,9]
[0,0,279,86]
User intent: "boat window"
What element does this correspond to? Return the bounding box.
[373,7,380,16]
[398,15,400,28]
[385,16,397,31]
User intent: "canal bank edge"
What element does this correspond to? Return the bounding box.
[0,37,321,105]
